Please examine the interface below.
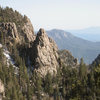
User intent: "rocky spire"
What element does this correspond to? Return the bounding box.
[30,28,59,76]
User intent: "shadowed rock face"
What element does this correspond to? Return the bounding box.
[30,28,59,76]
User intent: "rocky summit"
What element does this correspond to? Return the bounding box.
[30,28,60,76]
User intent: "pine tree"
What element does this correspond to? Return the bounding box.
[0,32,4,44]
[10,86,18,100]
[79,58,87,80]
[44,72,54,96]
[35,74,42,100]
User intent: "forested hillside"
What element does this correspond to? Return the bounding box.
[0,7,100,100]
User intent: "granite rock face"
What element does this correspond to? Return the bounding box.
[22,17,35,42]
[30,28,59,76]
[0,17,35,45]
[0,22,20,44]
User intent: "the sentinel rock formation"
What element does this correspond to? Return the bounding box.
[30,28,60,76]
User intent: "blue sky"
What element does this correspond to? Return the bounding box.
[0,0,100,30]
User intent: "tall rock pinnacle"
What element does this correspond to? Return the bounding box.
[30,28,60,76]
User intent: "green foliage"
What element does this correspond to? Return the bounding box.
[79,58,87,80]
[0,32,4,44]
[0,42,100,100]
[0,6,28,32]
[0,7,26,26]
[0,45,34,100]
[44,72,54,95]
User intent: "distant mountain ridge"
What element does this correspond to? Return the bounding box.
[46,29,100,64]
[68,27,100,42]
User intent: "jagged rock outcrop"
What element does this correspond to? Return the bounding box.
[0,17,35,45]
[30,28,60,76]
[0,22,20,44]
[0,13,79,77]
[58,50,79,67]
[22,16,35,42]
[0,21,79,77]
[0,80,5,100]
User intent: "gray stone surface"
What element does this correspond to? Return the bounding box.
[31,28,59,76]
[22,17,35,42]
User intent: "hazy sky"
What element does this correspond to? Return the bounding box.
[0,0,100,30]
